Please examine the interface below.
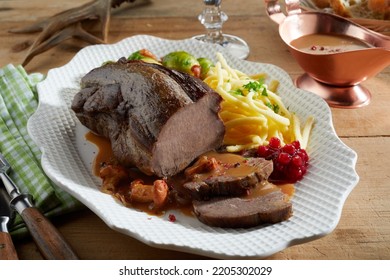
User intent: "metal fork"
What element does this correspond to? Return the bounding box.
[0,152,79,260]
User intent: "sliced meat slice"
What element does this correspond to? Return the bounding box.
[193,191,292,228]
[180,152,273,200]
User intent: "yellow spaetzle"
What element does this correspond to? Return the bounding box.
[204,53,314,152]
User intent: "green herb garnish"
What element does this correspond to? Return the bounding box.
[230,88,244,96]
[243,81,263,92]
[265,102,280,113]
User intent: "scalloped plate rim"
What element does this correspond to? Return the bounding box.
[27,35,359,259]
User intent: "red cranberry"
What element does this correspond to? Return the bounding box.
[282,144,296,155]
[257,145,269,157]
[268,137,281,149]
[291,155,303,167]
[291,140,301,149]
[288,166,303,181]
[278,152,291,165]
[168,214,176,222]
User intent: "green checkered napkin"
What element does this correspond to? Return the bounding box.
[0,64,82,238]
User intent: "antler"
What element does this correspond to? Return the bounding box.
[9,0,136,66]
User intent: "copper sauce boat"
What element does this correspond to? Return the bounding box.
[265,0,390,108]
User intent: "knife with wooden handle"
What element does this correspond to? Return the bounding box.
[16,200,78,260]
[0,182,18,260]
[0,153,78,260]
[0,227,18,260]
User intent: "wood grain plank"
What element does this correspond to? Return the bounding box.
[1,0,389,260]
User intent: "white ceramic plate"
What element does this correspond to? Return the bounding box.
[27,35,359,259]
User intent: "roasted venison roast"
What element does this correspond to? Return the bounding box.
[71,59,225,177]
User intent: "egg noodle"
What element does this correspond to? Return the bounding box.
[203,53,314,152]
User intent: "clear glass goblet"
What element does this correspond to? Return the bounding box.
[192,0,250,59]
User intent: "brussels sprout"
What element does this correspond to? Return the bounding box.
[128,49,161,64]
[128,50,144,60]
[162,51,201,77]
[197,57,214,79]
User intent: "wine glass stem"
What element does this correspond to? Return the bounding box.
[199,5,227,44]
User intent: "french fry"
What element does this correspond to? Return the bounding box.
[204,52,315,151]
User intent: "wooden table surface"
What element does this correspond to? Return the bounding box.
[1,0,389,260]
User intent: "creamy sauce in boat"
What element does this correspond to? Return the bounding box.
[291,33,373,54]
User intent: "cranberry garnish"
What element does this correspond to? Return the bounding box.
[256,137,309,184]
[168,214,176,222]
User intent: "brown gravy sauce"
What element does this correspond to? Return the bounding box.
[85,131,294,217]
[190,151,258,181]
[290,33,372,54]
[85,131,113,176]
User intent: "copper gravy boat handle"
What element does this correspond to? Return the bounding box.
[265,0,302,24]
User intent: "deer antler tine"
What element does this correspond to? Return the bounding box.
[99,0,113,42]
[22,23,105,66]
[11,0,138,65]
[28,1,109,50]
[21,26,76,66]
[73,24,106,45]
[9,22,46,34]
